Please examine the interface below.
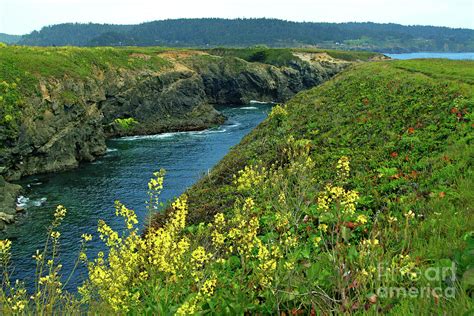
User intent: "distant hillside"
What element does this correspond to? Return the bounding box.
[0,33,22,44]
[18,18,474,53]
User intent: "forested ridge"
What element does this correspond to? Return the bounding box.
[16,18,474,52]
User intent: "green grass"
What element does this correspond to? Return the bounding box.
[157,59,474,313]
[184,60,474,221]
[392,59,474,84]
[0,46,172,91]
[208,47,300,66]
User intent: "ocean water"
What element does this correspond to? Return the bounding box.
[386,52,474,60]
[1,104,272,292]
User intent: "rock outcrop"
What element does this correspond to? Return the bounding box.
[0,175,21,229]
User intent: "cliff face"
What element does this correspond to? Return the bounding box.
[0,47,350,223]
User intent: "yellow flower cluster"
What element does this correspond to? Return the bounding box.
[176,277,217,315]
[168,196,188,232]
[268,104,288,120]
[200,277,217,297]
[283,136,313,162]
[5,286,27,312]
[176,297,199,315]
[255,240,278,287]
[81,233,93,242]
[404,210,415,219]
[50,231,61,240]
[86,197,169,312]
[148,169,165,191]
[144,195,190,278]
[318,223,328,232]
[336,156,350,179]
[87,231,143,312]
[97,220,122,247]
[54,205,67,220]
[115,201,138,230]
[284,261,295,271]
[147,169,166,212]
[228,215,259,258]
[356,214,368,224]
[233,165,266,192]
[361,238,380,247]
[209,213,227,247]
[317,181,360,215]
[281,231,298,248]
[393,254,418,280]
[190,246,212,282]
[0,239,12,256]
[275,211,290,230]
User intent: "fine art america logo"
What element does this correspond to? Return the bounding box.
[376,261,457,299]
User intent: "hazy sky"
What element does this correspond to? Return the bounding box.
[1,0,473,35]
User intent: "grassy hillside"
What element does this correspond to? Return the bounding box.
[176,60,474,224]
[151,59,474,313]
[0,46,171,86]
[1,58,473,314]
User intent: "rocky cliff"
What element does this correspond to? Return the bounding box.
[0,47,352,225]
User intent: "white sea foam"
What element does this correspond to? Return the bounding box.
[32,197,47,207]
[225,122,241,128]
[119,132,181,141]
[250,100,273,104]
[118,128,231,140]
[16,196,29,207]
[240,106,258,110]
[188,128,228,136]
[16,196,47,208]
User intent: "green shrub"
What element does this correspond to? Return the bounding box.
[114,117,138,130]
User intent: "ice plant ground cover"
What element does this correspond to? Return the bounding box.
[1,59,474,314]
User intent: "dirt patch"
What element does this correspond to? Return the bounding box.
[129,53,151,60]
[159,50,207,60]
[158,50,208,73]
[369,54,392,61]
[293,52,343,64]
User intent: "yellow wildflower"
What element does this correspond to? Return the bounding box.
[115,201,138,230]
[284,261,295,271]
[54,205,67,220]
[356,214,368,224]
[313,236,322,247]
[336,156,350,179]
[148,169,165,191]
[388,216,398,224]
[404,210,415,219]
[200,278,217,297]
[81,233,93,242]
[318,224,328,232]
[0,239,12,255]
[233,165,266,192]
[362,238,380,247]
[176,298,198,315]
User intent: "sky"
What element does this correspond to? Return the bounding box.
[0,0,473,35]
